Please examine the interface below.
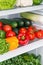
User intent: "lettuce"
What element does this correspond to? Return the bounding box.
[0,0,16,10]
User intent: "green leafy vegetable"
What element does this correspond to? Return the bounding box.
[0,0,16,10]
[0,30,6,39]
[0,53,41,65]
[33,0,42,5]
[0,39,9,54]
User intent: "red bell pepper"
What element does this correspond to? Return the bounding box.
[18,33,29,46]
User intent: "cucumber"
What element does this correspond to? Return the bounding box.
[22,18,32,27]
[0,19,12,25]
[10,21,18,28]
[17,19,24,27]
[0,19,18,28]
[0,18,32,28]
[13,28,18,34]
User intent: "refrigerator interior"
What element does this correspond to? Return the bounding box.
[0,12,43,65]
[0,1,43,65]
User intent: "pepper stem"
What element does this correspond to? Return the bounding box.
[21,36,25,40]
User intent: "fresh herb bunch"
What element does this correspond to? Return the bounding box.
[0,53,41,65]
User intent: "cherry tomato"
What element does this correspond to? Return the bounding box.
[27,32,35,40]
[19,28,27,34]
[35,30,43,39]
[6,31,16,38]
[27,26,36,33]
[3,25,12,32]
[0,22,3,27]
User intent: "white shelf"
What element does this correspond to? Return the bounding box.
[0,5,43,16]
[0,39,43,62]
[32,9,43,15]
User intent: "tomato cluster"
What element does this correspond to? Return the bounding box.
[0,22,16,38]
[0,22,43,46]
[18,26,43,45]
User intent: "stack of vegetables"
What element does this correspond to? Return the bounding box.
[0,0,42,10]
[16,0,42,6]
[0,18,43,54]
[0,53,41,65]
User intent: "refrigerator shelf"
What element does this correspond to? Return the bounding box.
[32,9,43,15]
[0,39,43,62]
[0,5,43,16]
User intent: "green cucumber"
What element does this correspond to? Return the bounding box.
[0,18,32,28]
[0,19,18,28]
[17,19,24,27]
[0,19,11,25]
[22,18,32,27]
[13,28,18,34]
[10,21,18,28]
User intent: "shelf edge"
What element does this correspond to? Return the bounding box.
[0,5,43,16]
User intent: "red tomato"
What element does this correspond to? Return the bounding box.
[0,22,3,30]
[19,28,27,34]
[27,32,35,40]
[27,26,36,33]
[0,27,3,30]
[35,30,43,39]
[0,22,3,27]
[3,25,12,32]
[6,31,16,38]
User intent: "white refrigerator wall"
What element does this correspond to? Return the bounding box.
[36,47,43,65]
